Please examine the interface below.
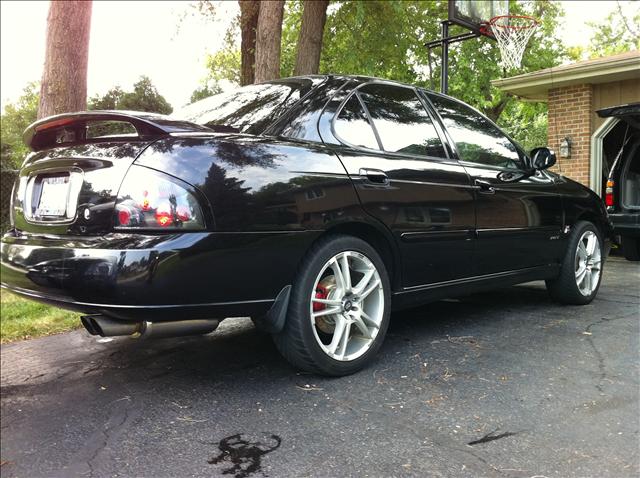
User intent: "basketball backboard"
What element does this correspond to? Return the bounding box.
[448,0,509,37]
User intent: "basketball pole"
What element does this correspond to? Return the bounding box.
[441,21,449,94]
[425,21,481,95]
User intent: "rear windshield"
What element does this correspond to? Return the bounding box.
[174,78,324,135]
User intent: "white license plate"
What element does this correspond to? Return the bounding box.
[36,176,70,217]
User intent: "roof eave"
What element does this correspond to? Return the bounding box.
[491,54,640,101]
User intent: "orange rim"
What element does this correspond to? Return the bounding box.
[488,14,539,31]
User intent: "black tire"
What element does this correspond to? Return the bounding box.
[272,234,391,376]
[621,236,640,261]
[546,221,604,305]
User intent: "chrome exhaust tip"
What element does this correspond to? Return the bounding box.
[81,315,219,339]
[81,315,141,337]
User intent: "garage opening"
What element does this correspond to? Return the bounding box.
[601,116,639,209]
[595,104,640,261]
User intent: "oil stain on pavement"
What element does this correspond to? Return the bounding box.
[207,433,282,477]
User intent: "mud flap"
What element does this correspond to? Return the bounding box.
[255,285,291,334]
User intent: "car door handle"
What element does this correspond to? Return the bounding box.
[359,168,389,184]
[474,179,495,194]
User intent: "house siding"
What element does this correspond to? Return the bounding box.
[592,79,640,131]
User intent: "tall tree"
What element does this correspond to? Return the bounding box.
[294,0,329,75]
[38,1,92,119]
[283,0,567,148]
[192,0,566,149]
[254,0,285,83]
[315,1,444,83]
[192,1,255,84]
[239,1,261,85]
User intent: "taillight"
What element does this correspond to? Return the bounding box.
[605,179,614,207]
[114,165,205,230]
[605,193,614,207]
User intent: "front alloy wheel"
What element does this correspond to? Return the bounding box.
[546,220,604,305]
[574,230,601,296]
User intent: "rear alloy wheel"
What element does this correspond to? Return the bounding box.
[310,251,384,361]
[546,221,604,305]
[273,235,390,376]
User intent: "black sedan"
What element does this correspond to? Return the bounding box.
[1,75,611,375]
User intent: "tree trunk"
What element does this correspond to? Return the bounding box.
[485,98,509,123]
[294,0,329,76]
[38,1,92,119]
[239,0,260,85]
[254,0,285,83]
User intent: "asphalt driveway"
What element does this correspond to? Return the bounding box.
[1,257,638,478]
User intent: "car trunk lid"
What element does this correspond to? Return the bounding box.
[11,111,211,235]
[596,102,640,124]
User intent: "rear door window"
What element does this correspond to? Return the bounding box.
[333,94,380,150]
[358,83,446,158]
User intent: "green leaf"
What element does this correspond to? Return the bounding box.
[1,82,39,170]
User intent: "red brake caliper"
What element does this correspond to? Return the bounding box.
[313,285,329,312]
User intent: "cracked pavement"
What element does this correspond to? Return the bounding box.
[1,257,638,477]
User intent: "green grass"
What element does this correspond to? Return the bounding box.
[0,289,81,344]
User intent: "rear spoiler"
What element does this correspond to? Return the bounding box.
[23,110,212,151]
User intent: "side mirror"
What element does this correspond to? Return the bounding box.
[530,147,556,171]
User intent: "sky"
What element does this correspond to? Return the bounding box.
[0,1,637,112]
[0,1,238,110]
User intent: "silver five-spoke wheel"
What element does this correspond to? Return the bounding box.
[309,251,384,361]
[575,230,601,296]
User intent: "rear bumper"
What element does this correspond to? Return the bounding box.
[610,212,640,238]
[1,230,319,321]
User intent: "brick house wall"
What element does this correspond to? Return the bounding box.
[547,84,593,185]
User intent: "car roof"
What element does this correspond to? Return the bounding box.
[268,74,440,95]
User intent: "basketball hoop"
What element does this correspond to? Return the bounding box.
[482,15,539,70]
